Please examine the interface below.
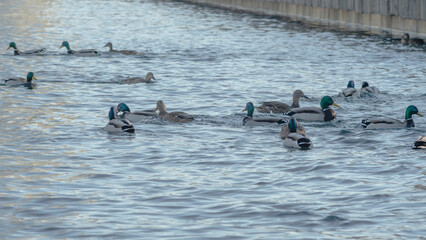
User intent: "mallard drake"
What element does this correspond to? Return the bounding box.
[5,72,37,89]
[281,118,312,150]
[104,107,135,133]
[154,100,194,123]
[7,42,45,55]
[285,96,340,122]
[59,41,100,55]
[279,117,305,139]
[360,81,380,95]
[257,90,309,113]
[361,105,423,129]
[121,72,156,84]
[243,102,287,125]
[401,33,425,45]
[339,80,359,97]
[104,42,138,55]
[412,136,426,149]
[117,103,157,122]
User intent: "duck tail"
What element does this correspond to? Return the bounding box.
[361,119,370,128]
[413,137,426,149]
[284,111,295,116]
[297,137,312,150]
[122,125,135,133]
[277,119,287,125]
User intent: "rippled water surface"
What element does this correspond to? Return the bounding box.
[1,0,425,239]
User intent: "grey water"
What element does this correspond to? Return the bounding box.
[1,0,425,239]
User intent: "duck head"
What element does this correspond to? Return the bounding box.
[60,41,71,50]
[243,102,255,117]
[7,42,17,50]
[108,107,118,120]
[146,72,156,81]
[104,42,113,50]
[361,81,369,88]
[293,89,309,100]
[320,96,340,110]
[154,100,166,113]
[402,33,410,41]
[405,105,423,119]
[347,80,355,88]
[26,72,37,82]
[288,117,298,133]
[117,103,131,113]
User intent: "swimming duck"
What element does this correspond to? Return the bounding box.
[104,107,135,133]
[257,90,309,113]
[401,33,425,45]
[360,81,380,95]
[59,41,100,55]
[285,96,340,122]
[243,102,287,125]
[154,100,194,123]
[117,103,157,122]
[412,136,426,149]
[361,105,423,129]
[281,118,312,150]
[5,72,37,89]
[7,42,46,55]
[104,42,138,55]
[121,72,156,84]
[339,80,359,98]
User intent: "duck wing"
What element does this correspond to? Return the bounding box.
[170,111,194,120]
[77,49,100,55]
[120,77,145,84]
[361,117,404,129]
[253,117,287,124]
[257,101,291,113]
[5,77,26,86]
[22,48,46,55]
[341,88,358,97]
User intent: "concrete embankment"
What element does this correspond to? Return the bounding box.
[179,0,426,39]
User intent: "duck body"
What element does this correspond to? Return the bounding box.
[285,96,339,122]
[243,102,287,126]
[7,42,45,55]
[360,81,380,95]
[339,80,359,98]
[155,100,194,123]
[401,33,425,45]
[257,90,308,114]
[281,118,312,150]
[412,136,426,149]
[5,72,37,89]
[104,42,139,55]
[361,105,423,129]
[104,107,135,133]
[121,72,156,84]
[60,41,100,56]
[117,103,157,122]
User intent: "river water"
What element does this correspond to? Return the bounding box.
[1,0,425,239]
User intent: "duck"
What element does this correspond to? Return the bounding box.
[361,105,423,129]
[120,72,156,84]
[257,90,309,113]
[285,96,340,122]
[103,42,138,55]
[59,41,100,55]
[281,118,312,150]
[104,107,135,133]
[243,102,287,125]
[339,80,359,98]
[154,100,194,123]
[4,72,37,89]
[401,33,425,45]
[117,103,157,122]
[360,81,380,95]
[7,42,46,55]
[412,136,426,149]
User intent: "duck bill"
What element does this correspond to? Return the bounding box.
[303,96,310,100]
[59,45,64,49]
[242,108,247,112]
[103,44,108,47]
[7,46,11,50]
[33,76,37,80]
[332,102,340,108]
[417,112,424,117]
[154,107,158,112]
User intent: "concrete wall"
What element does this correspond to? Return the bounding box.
[178,0,426,39]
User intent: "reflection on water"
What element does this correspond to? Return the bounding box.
[0,0,425,239]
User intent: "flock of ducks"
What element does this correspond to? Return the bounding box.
[3,40,425,150]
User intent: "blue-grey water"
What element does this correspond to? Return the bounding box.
[1,0,425,239]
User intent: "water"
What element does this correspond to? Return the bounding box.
[1,0,425,239]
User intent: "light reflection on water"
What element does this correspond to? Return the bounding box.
[0,0,425,239]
